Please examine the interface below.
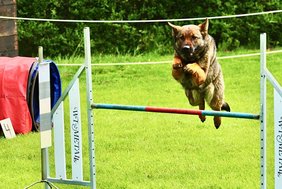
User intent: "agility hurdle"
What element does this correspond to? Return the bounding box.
[34,28,282,189]
[49,27,96,188]
[26,27,96,189]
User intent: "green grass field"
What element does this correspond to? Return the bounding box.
[0,49,281,189]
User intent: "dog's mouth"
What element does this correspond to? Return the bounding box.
[181,45,195,56]
[177,45,207,64]
[179,45,197,61]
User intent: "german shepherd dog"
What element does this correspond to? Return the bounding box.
[168,19,230,129]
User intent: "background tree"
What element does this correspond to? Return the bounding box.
[17,0,282,57]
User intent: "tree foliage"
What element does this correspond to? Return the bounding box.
[17,0,282,57]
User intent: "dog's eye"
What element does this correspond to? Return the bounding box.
[192,35,199,40]
[178,35,185,40]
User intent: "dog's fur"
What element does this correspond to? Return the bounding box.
[168,19,230,129]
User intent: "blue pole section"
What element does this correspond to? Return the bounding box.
[202,110,260,120]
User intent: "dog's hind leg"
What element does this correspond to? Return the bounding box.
[209,100,221,129]
[198,96,206,123]
[206,85,223,129]
[212,109,221,129]
[185,90,206,123]
[212,101,230,128]
[221,102,231,112]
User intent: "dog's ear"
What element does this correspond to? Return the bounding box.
[168,22,181,37]
[199,18,209,36]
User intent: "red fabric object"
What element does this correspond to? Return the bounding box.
[0,57,36,134]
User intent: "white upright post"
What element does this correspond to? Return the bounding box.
[84,27,96,189]
[260,33,267,189]
[274,89,282,188]
[38,46,52,189]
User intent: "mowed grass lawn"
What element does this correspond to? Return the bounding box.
[0,49,281,189]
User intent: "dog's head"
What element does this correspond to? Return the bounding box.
[168,19,209,62]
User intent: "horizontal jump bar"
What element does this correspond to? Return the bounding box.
[92,103,260,120]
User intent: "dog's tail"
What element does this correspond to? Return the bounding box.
[221,102,231,112]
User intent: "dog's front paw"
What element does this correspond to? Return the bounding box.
[172,63,183,69]
[172,64,184,81]
[172,56,185,81]
[184,63,206,86]
[184,63,198,74]
[172,56,183,69]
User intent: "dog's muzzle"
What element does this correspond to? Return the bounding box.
[181,45,194,56]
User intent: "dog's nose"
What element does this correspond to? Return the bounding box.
[182,45,193,54]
